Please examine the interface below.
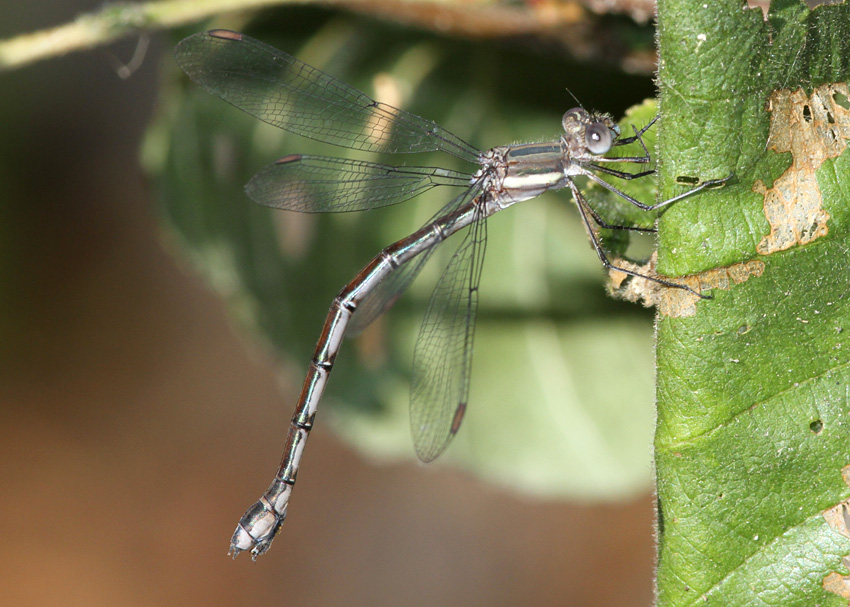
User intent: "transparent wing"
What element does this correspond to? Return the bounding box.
[246,155,471,213]
[349,183,483,335]
[409,203,487,462]
[175,30,480,162]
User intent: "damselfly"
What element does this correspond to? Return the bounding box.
[175,29,728,559]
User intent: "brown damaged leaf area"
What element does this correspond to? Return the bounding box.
[754,83,850,255]
[822,465,850,600]
[608,253,765,318]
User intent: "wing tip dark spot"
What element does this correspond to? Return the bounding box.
[275,154,303,165]
[450,401,467,435]
[208,29,243,42]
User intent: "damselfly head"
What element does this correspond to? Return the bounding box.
[561,108,619,156]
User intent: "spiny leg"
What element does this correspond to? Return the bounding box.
[614,115,658,147]
[586,162,655,181]
[580,168,733,212]
[567,179,708,299]
[581,200,656,233]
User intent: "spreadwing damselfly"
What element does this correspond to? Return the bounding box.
[175,29,729,559]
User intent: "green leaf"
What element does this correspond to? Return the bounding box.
[654,0,850,604]
[147,12,665,502]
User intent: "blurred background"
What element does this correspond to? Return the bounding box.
[2,1,662,605]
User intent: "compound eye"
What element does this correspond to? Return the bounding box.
[562,107,589,131]
[586,122,613,154]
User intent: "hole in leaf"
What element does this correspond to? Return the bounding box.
[833,90,850,110]
[676,175,700,185]
[810,419,824,434]
[802,104,812,122]
[827,128,838,145]
[745,0,770,19]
